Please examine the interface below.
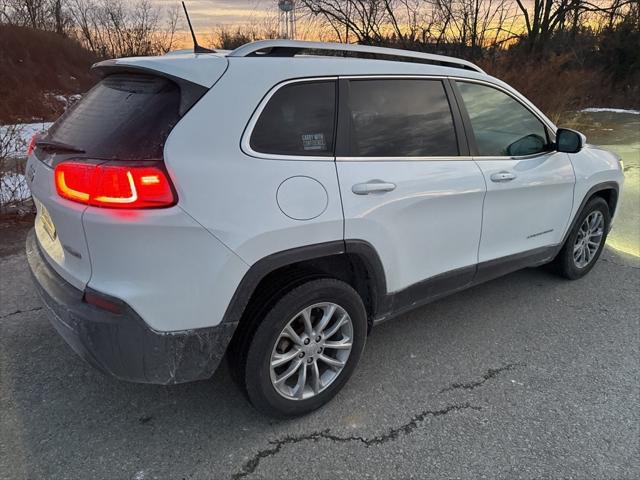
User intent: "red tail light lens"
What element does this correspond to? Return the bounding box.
[54,161,176,209]
[27,134,37,156]
[55,162,95,203]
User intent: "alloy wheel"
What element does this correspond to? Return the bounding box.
[269,302,353,400]
[573,211,605,268]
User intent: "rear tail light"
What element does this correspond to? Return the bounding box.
[27,134,37,156]
[54,161,176,209]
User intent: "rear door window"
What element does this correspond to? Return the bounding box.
[345,79,459,157]
[250,80,337,156]
[45,74,181,160]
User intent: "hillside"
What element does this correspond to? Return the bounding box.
[0,25,98,123]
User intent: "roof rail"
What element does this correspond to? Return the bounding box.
[228,40,485,74]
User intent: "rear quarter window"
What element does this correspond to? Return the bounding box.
[45,74,181,160]
[249,81,337,157]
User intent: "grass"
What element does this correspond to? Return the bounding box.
[481,55,640,123]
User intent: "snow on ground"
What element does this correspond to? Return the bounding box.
[0,122,53,158]
[0,173,30,203]
[46,93,82,109]
[1,122,51,207]
[580,108,640,115]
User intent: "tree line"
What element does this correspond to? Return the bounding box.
[297,1,636,56]
[1,0,182,57]
[1,0,638,85]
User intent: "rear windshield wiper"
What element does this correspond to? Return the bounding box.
[36,140,85,154]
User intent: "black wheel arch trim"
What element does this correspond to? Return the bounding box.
[558,181,619,251]
[220,239,388,326]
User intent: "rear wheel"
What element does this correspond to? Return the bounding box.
[555,197,610,279]
[242,278,367,418]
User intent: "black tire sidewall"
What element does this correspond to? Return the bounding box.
[244,278,367,418]
[560,197,610,279]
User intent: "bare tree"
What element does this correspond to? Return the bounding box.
[299,0,389,43]
[4,0,47,28]
[2,0,72,33]
[0,123,33,214]
[298,0,518,58]
[433,0,517,57]
[68,0,181,58]
[513,0,636,52]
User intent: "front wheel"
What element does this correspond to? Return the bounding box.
[555,196,610,280]
[243,278,367,418]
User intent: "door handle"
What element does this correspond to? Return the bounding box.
[352,180,397,195]
[490,171,517,183]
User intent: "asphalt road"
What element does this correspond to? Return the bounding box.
[1,224,639,480]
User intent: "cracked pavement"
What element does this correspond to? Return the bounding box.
[1,224,639,480]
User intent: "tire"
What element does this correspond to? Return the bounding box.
[555,196,610,280]
[241,278,367,418]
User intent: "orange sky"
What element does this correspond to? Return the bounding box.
[153,0,272,30]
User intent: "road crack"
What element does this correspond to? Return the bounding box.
[0,306,43,319]
[439,363,525,394]
[232,403,481,479]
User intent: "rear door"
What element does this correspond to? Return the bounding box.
[453,80,575,263]
[335,77,486,295]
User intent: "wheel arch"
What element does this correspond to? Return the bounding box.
[221,240,387,335]
[561,181,620,249]
[590,186,619,218]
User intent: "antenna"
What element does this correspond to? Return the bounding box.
[181,1,215,54]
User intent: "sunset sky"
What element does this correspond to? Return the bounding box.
[153,0,273,30]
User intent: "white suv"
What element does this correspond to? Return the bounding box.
[26,40,624,417]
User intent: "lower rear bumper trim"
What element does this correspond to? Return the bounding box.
[26,228,237,385]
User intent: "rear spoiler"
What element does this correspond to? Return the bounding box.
[92,53,228,88]
[92,56,228,116]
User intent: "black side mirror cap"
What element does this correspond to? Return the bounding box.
[556,128,586,153]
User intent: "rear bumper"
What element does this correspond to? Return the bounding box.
[26,229,237,385]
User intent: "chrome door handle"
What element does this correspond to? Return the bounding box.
[352,180,397,195]
[490,171,517,183]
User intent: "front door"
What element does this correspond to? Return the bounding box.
[454,80,575,263]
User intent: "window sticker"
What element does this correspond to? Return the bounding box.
[302,133,326,151]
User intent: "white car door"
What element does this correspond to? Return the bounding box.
[335,78,486,297]
[453,80,575,264]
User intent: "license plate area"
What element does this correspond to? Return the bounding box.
[36,199,57,241]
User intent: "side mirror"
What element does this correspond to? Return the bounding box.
[556,128,586,153]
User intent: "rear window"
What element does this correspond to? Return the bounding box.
[250,81,336,156]
[46,74,181,160]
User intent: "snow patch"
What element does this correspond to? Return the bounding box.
[46,92,82,109]
[0,173,30,203]
[580,107,640,115]
[0,122,53,157]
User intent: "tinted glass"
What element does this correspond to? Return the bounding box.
[250,81,336,156]
[346,79,458,157]
[46,74,181,160]
[457,82,549,157]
